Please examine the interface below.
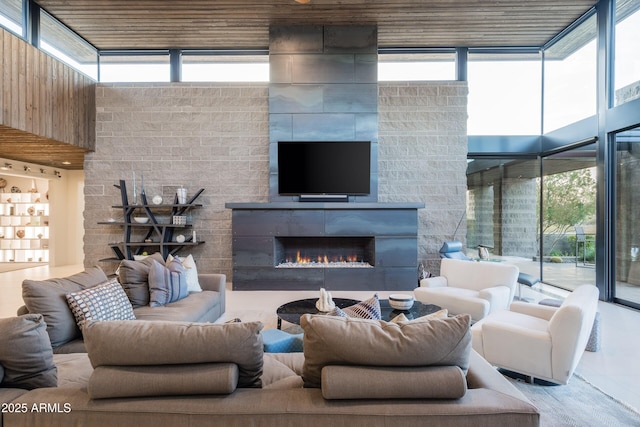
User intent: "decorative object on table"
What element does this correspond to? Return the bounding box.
[315,287,335,312]
[16,229,25,239]
[172,215,187,225]
[176,186,187,204]
[133,216,149,224]
[152,195,163,205]
[478,245,490,260]
[388,294,415,310]
[418,262,431,283]
[11,186,20,193]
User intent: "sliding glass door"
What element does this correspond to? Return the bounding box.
[614,126,640,308]
[540,143,597,290]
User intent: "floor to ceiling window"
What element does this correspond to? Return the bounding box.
[540,143,597,290]
[614,126,640,308]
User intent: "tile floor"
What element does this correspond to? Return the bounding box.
[2,264,639,414]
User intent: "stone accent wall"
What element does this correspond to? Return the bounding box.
[85,80,468,280]
[378,82,468,275]
[84,83,270,275]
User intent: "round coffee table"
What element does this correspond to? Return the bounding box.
[276,297,441,329]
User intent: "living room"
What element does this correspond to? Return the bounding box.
[2,1,640,425]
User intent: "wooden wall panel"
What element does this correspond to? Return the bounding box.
[0,28,95,169]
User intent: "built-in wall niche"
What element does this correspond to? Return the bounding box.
[0,175,50,263]
[275,236,375,268]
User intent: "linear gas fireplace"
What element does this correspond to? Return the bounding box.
[275,237,374,268]
[227,202,423,291]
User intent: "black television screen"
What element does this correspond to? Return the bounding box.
[278,141,371,196]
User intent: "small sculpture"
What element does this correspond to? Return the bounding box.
[315,287,335,312]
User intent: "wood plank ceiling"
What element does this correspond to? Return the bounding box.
[37,0,597,49]
[2,0,598,170]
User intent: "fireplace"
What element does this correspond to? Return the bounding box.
[227,203,423,291]
[275,237,375,268]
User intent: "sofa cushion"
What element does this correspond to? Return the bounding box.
[301,313,471,388]
[0,314,57,389]
[22,266,109,347]
[328,293,381,319]
[88,363,239,399]
[148,259,189,307]
[116,252,165,307]
[321,365,467,400]
[133,289,220,322]
[65,277,136,330]
[83,319,264,388]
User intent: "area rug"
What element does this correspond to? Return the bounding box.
[508,373,640,426]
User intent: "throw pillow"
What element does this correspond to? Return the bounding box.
[390,308,449,323]
[166,254,202,292]
[300,313,471,388]
[328,293,381,319]
[116,252,165,307]
[83,319,264,388]
[66,278,136,330]
[0,314,57,389]
[148,259,188,307]
[21,266,110,348]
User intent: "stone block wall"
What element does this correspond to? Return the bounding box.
[378,82,468,275]
[85,83,270,275]
[84,80,468,280]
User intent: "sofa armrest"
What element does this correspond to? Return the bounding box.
[17,305,29,316]
[419,276,447,288]
[478,285,512,313]
[509,301,556,320]
[198,274,226,314]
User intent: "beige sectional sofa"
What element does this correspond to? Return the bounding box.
[1,266,539,427]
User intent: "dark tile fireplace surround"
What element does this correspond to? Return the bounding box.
[226,203,423,291]
[227,25,423,291]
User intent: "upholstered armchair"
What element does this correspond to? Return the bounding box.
[414,258,519,322]
[470,284,599,385]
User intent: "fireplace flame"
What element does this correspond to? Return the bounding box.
[290,250,362,265]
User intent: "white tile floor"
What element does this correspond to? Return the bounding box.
[2,264,639,413]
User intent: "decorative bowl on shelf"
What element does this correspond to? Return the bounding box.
[133,216,149,224]
[388,294,415,310]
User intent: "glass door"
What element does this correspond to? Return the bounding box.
[540,143,597,290]
[614,126,640,308]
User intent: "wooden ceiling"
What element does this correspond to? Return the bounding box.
[0,126,88,171]
[36,0,598,50]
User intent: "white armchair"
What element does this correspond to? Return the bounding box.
[414,258,519,322]
[470,284,599,385]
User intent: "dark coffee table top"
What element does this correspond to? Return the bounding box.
[276,297,441,328]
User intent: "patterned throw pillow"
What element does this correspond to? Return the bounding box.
[66,278,136,330]
[329,294,381,320]
[148,259,189,307]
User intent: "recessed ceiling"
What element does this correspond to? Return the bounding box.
[35,0,598,50]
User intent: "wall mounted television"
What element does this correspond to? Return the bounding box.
[278,141,371,197]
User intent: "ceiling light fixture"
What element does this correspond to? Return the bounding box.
[24,166,31,173]
[294,0,311,3]
[62,161,71,165]
[0,163,12,170]
[54,170,62,178]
